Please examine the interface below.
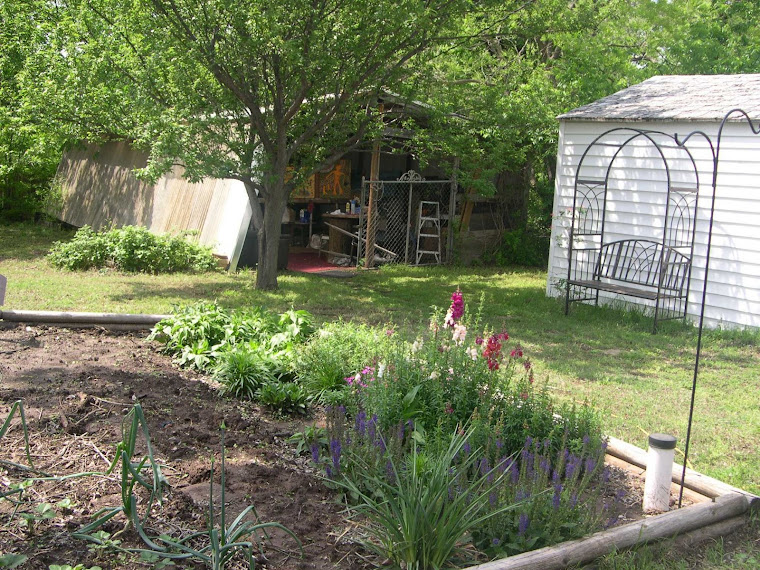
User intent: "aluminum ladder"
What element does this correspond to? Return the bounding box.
[415,201,441,265]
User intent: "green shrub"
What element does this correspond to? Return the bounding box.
[214,347,278,399]
[47,225,218,273]
[295,322,394,403]
[486,228,549,268]
[258,381,308,415]
[148,303,313,399]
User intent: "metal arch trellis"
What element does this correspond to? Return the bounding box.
[357,170,456,265]
[564,128,701,332]
[675,109,760,507]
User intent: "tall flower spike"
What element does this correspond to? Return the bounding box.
[444,288,464,328]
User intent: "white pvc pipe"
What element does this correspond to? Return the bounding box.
[644,433,677,512]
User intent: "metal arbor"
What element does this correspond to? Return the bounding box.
[563,128,701,332]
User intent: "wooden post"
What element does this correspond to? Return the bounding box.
[365,105,383,269]
[447,157,459,262]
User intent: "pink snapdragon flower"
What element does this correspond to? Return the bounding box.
[444,289,464,328]
[451,323,467,345]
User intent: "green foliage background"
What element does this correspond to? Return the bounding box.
[2,0,759,261]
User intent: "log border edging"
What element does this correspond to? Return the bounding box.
[0,309,170,330]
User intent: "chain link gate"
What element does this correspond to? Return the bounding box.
[357,171,456,266]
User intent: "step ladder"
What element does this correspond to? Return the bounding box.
[415,201,441,265]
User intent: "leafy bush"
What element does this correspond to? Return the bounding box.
[350,291,601,459]
[151,303,314,414]
[258,381,308,415]
[214,347,278,399]
[295,322,394,403]
[47,225,218,273]
[486,228,550,268]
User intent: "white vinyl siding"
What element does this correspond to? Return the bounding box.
[548,120,760,329]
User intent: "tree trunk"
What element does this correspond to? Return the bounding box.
[242,179,287,290]
[258,184,288,290]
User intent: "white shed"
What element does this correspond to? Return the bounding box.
[546,74,760,329]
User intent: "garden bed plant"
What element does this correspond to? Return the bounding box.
[148,290,628,568]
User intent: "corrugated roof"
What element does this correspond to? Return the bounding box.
[559,74,760,122]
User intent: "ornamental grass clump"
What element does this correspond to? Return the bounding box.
[317,426,521,569]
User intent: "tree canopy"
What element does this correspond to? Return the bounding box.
[23,0,488,288]
[6,0,760,277]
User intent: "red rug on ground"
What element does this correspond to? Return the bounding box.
[287,251,339,273]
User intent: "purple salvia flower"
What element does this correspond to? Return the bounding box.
[463,442,471,455]
[585,457,596,474]
[355,411,367,437]
[524,436,533,449]
[479,457,490,476]
[375,436,386,452]
[543,439,550,450]
[325,466,333,478]
[385,460,395,483]
[552,469,561,483]
[310,443,320,465]
[552,484,563,510]
[570,492,578,508]
[540,457,551,474]
[518,513,529,536]
[566,454,579,478]
[510,462,519,485]
[337,405,346,418]
[491,537,500,547]
[602,466,611,483]
[496,439,503,450]
[525,454,535,480]
[489,491,498,507]
[329,438,341,473]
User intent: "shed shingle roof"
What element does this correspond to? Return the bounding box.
[559,74,760,122]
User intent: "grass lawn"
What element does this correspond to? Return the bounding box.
[2,222,759,567]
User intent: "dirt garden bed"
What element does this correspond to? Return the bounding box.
[0,324,743,569]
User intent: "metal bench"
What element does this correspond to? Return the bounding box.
[565,239,691,329]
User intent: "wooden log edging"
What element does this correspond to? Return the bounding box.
[606,436,759,505]
[469,493,750,570]
[0,310,170,330]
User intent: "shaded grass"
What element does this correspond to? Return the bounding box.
[2,222,759,497]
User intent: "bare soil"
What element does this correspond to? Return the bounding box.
[0,324,365,570]
[0,324,718,570]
